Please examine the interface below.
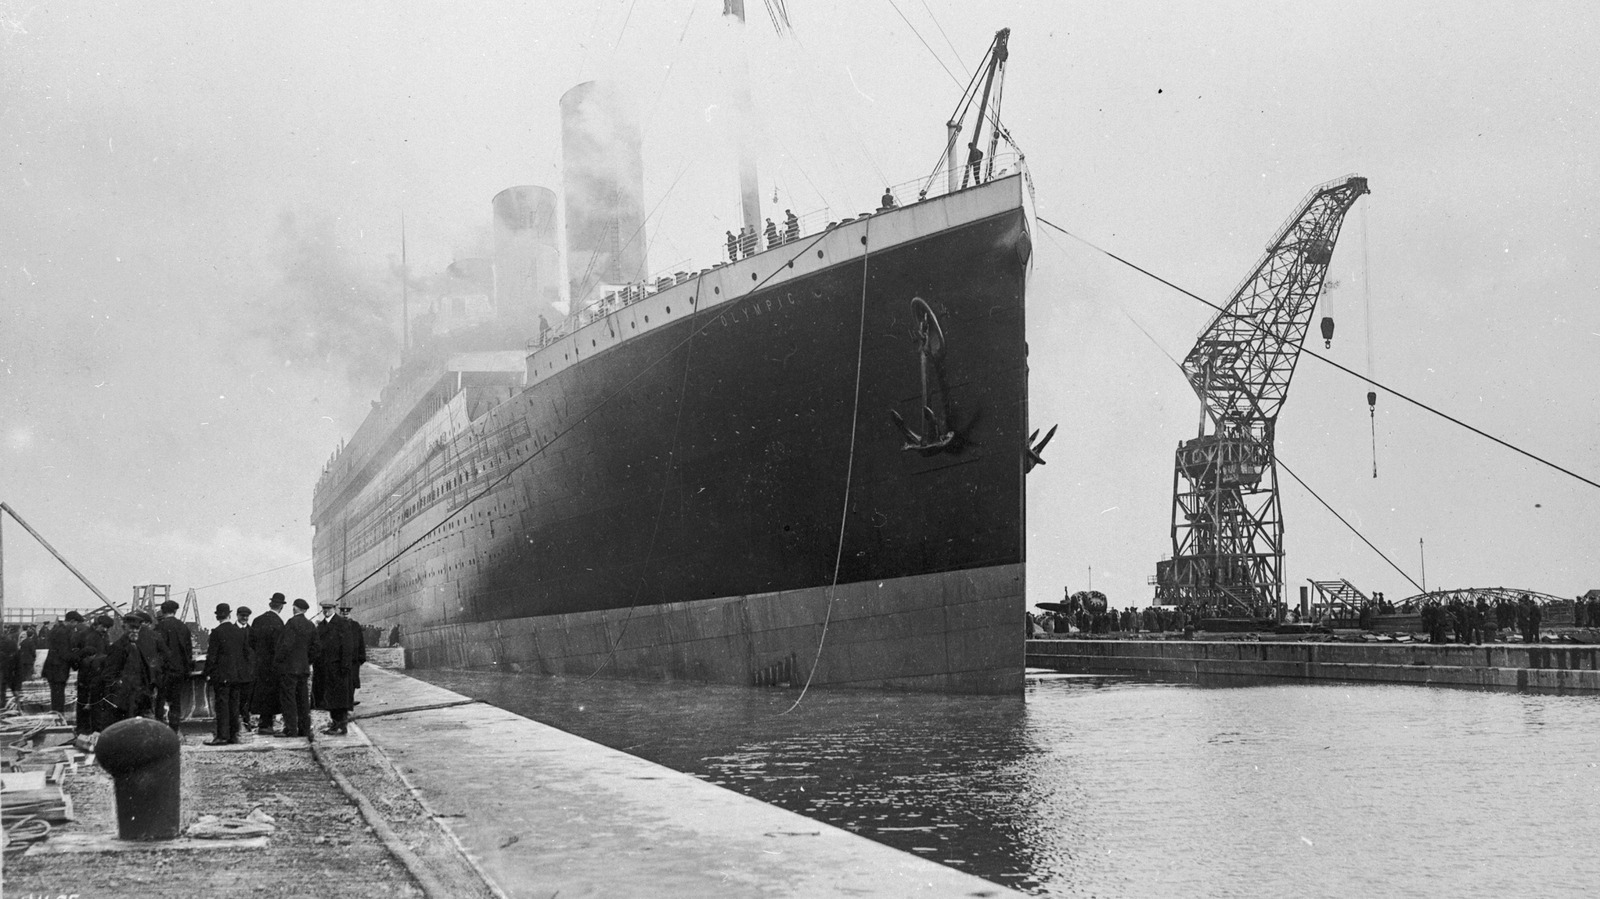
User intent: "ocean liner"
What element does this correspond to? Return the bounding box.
[312,26,1033,694]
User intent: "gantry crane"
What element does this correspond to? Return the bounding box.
[1153,175,1369,618]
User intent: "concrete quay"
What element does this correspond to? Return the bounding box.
[1027,637,1600,691]
[350,667,1022,897]
[13,668,1022,898]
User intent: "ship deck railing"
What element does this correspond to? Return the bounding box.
[533,153,1026,346]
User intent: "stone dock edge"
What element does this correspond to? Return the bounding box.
[1027,638,1600,691]
[330,667,1024,898]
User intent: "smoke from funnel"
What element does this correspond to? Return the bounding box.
[492,186,561,331]
[249,210,400,391]
[561,80,648,309]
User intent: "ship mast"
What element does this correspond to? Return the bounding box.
[400,210,410,353]
[723,0,762,243]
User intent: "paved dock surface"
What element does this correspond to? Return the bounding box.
[354,667,1021,897]
[6,719,473,899]
[12,670,1021,898]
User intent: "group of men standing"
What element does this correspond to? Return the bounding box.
[199,592,366,745]
[0,600,199,734]
[2,592,365,744]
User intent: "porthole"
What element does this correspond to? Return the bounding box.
[751,272,758,281]
[645,315,650,322]
[591,339,596,347]
[787,261,793,269]
[816,250,824,259]
[631,321,636,329]
[860,236,867,245]
[714,286,721,295]
[666,306,671,314]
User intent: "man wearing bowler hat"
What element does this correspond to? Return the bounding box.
[203,603,249,745]
[250,593,286,735]
[274,598,319,740]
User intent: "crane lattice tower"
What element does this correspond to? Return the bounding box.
[1154,175,1369,618]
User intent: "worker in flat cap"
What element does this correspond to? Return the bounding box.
[74,615,113,734]
[132,608,161,716]
[151,598,194,734]
[250,592,288,734]
[339,602,367,705]
[317,601,363,736]
[274,599,319,740]
[104,613,156,725]
[203,602,249,745]
[312,600,337,717]
[234,606,256,732]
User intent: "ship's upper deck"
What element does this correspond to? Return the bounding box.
[313,161,1032,522]
[313,348,524,520]
[522,165,1031,388]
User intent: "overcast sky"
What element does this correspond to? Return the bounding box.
[2,1,1596,618]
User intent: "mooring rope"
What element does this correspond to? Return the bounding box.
[785,218,872,714]
[1037,215,1600,492]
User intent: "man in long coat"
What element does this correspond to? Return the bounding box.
[17,626,38,684]
[203,603,249,745]
[74,616,112,734]
[341,603,368,693]
[249,594,286,735]
[0,627,18,707]
[105,613,156,723]
[312,599,338,712]
[318,603,364,736]
[152,600,194,732]
[274,598,319,740]
[134,610,161,712]
[234,606,255,733]
[42,612,83,714]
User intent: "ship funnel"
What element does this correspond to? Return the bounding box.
[560,80,648,312]
[493,186,561,331]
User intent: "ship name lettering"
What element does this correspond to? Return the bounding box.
[714,292,799,329]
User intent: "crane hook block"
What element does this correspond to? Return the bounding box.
[1319,316,1335,348]
[1367,390,1376,409]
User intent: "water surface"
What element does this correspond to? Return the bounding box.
[413,668,1600,897]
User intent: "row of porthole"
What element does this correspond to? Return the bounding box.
[735,249,822,287]
[545,248,831,370]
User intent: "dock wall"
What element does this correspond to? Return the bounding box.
[1026,639,1600,691]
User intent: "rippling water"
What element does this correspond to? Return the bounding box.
[412,669,1600,897]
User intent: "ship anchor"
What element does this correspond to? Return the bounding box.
[890,297,961,455]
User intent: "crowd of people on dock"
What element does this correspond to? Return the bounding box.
[1029,606,1185,636]
[0,591,366,745]
[1416,595,1551,645]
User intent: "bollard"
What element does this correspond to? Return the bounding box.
[96,717,182,840]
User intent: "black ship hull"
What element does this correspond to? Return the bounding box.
[313,175,1032,694]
